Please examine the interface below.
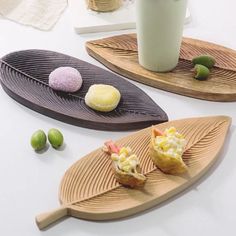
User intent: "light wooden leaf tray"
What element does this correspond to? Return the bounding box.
[36,116,231,230]
[86,34,236,102]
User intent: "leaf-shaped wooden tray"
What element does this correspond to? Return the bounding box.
[0,50,168,131]
[86,34,236,101]
[35,116,231,230]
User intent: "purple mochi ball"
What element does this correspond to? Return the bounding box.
[49,67,83,93]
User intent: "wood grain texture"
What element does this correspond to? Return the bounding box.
[86,0,121,12]
[35,116,231,230]
[0,50,168,131]
[86,34,236,101]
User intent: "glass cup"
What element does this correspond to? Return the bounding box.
[136,0,188,72]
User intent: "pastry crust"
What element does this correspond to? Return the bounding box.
[150,127,187,175]
[112,164,146,188]
[103,141,146,188]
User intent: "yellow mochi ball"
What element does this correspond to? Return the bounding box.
[85,84,121,112]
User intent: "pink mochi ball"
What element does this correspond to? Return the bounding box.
[49,67,83,93]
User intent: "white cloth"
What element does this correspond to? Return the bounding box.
[0,0,67,30]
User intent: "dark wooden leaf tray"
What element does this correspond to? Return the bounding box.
[0,50,168,131]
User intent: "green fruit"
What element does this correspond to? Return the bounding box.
[48,128,64,149]
[192,55,216,69]
[194,64,210,81]
[31,130,47,151]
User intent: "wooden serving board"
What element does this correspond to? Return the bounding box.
[86,34,236,102]
[0,50,168,131]
[35,116,231,230]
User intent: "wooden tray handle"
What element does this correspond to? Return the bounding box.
[35,207,68,230]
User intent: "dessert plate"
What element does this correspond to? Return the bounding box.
[86,34,236,101]
[35,116,231,230]
[0,50,168,131]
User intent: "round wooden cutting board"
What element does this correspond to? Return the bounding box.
[35,116,231,230]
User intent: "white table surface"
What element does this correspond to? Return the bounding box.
[0,0,236,235]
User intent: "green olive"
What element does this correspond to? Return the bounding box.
[194,64,210,81]
[31,130,47,151]
[192,55,216,69]
[48,128,64,149]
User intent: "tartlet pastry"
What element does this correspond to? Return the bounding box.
[150,127,187,175]
[85,84,121,112]
[103,140,146,188]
